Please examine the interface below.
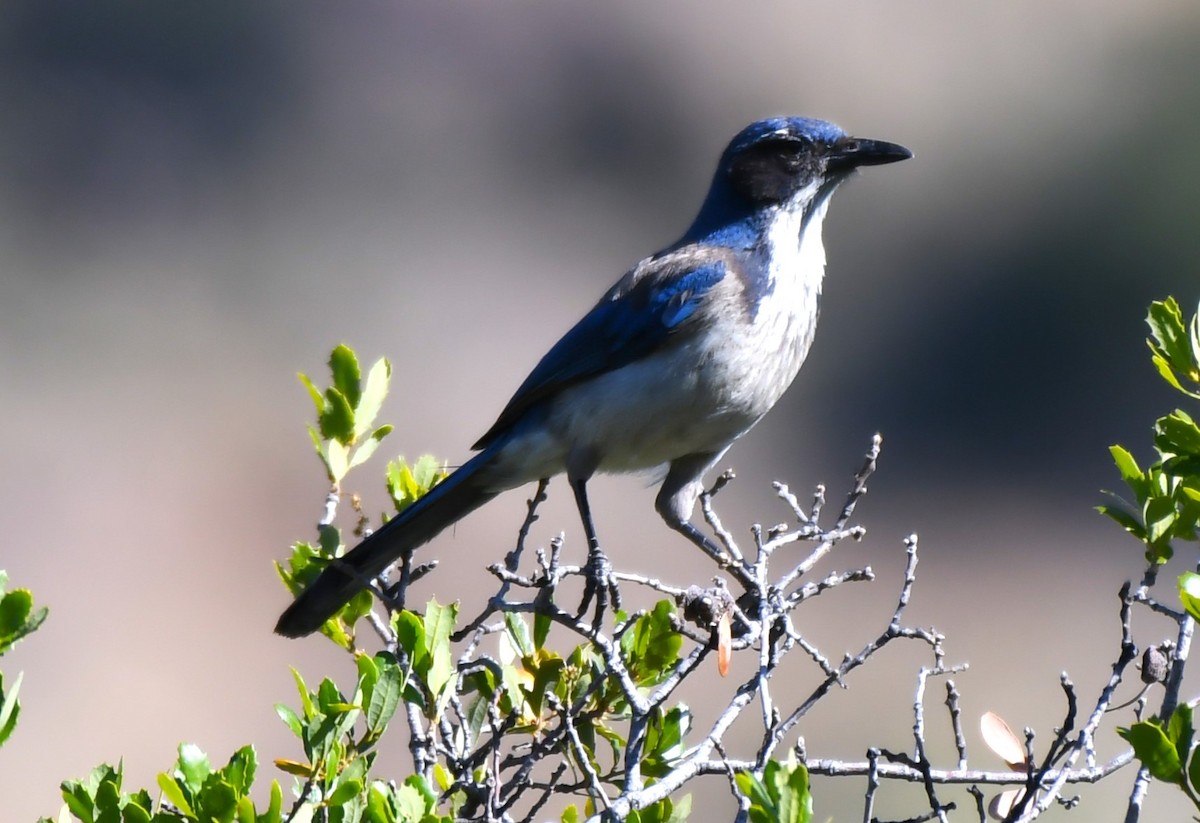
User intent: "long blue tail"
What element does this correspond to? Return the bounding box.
[275,448,499,637]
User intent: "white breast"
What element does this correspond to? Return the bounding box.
[716,181,831,418]
[484,183,837,487]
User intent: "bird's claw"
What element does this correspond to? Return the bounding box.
[576,545,620,629]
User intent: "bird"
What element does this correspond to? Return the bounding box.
[276,116,910,638]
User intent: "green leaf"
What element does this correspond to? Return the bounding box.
[1144,495,1178,545]
[319,388,356,447]
[534,611,552,651]
[356,652,380,699]
[410,455,445,489]
[621,600,682,686]
[401,775,437,811]
[329,345,362,410]
[298,373,325,416]
[157,773,195,817]
[366,781,398,823]
[1156,410,1200,457]
[735,772,774,820]
[424,599,457,695]
[354,358,392,439]
[348,435,385,471]
[219,745,256,796]
[0,588,31,637]
[176,743,212,794]
[1180,573,1200,622]
[1109,446,1146,498]
[393,611,427,671]
[1148,298,1190,371]
[1164,455,1200,478]
[525,653,565,716]
[768,759,812,823]
[197,778,239,822]
[317,525,341,558]
[94,776,120,813]
[326,439,350,483]
[0,671,22,747]
[464,696,489,743]
[1119,721,1183,784]
[263,780,284,823]
[393,783,428,822]
[365,654,402,737]
[123,796,152,823]
[642,704,692,776]
[291,668,315,719]
[504,613,534,658]
[667,794,692,823]
[273,698,305,737]
[0,587,46,653]
[1169,704,1195,768]
[1189,745,1200,803]
[326,779,363,807]
[737,760,810,823]
[1152,350,1190,395]
[1097,503,1146,541]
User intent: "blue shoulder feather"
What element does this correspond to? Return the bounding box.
[472,258,727,449]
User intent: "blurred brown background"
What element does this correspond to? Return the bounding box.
[2,2,1199,819]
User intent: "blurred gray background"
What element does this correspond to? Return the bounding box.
[2,2,1199,819]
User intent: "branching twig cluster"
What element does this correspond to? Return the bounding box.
[310,434,1189,822]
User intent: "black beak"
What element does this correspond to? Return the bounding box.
[828,136,912,171]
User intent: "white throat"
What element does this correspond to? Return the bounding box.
[765,180,833,295]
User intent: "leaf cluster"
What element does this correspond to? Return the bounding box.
[1100,299,1200,578]
[1119,704,1200,811]
[273,652,456,823]
[299,345,395,485]
[45,746,283,823]
[734,758,812,823]
[0,569,48,748]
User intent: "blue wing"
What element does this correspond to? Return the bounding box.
[472,254,728,449]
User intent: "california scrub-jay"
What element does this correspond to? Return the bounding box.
[276,116,910,638]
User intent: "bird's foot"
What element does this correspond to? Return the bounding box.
[576,544,620,630]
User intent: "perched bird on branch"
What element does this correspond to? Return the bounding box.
[276,116,910,638]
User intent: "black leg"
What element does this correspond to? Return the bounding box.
[570,475,620,626]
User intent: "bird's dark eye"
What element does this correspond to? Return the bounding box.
[729,139,814,203]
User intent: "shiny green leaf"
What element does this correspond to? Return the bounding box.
[326,439,349,483]
[297,372,324,415]
[621,600,682,686]
[1145,495,1177,544]
[1156,410,1200,457]
[394,783,428,822]
[1109,445,1145,497]
[1119,721,1182,784]
[219,745,256,796]
[354,358,391,438]
[393,611,426,669]
[1148,298,1190,370]
[1097,504,1145,540]
[327,779,362,807]
[275,703,303,738]
[329,345,362,409]
[176,742,211,794]
[366,781,398,823]
[504,612,534,658]
[348,436,384,470]
[1180,573,1200,622]
[156,774,195,817]
[366,654,402,737]
[0,671,21,747]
